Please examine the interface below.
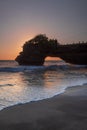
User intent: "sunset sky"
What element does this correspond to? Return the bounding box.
[0,0,87,60]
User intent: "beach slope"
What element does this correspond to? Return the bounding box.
[0,85,87,130]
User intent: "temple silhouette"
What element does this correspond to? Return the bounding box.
[15,34,87,65]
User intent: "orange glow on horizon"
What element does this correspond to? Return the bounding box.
[0,35,34,60]
[45,57,61,61]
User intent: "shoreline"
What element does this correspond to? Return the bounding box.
[0,84,87,130]
[0,83,87,111]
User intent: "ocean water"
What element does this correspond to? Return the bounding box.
[0,60,87,110]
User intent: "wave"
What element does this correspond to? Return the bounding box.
[0,64,87,72]
[0,66,45,72]
[0,84,15,87]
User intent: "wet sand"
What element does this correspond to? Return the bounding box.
[0,85,87,130]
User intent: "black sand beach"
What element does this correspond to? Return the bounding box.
[0,85,87,130]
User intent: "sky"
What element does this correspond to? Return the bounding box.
[0,0,87,60]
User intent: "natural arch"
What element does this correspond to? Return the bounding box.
[15,34,87,65]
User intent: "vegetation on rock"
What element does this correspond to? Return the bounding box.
[15,34,59,65]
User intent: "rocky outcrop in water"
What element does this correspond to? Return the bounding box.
[15,34,59,65]
[15,34,87,65]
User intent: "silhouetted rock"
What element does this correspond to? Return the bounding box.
[58,44,87,65]
[15,34,87,65]
[15,34,59,65]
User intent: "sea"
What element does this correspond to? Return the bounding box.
[0,60,87,110]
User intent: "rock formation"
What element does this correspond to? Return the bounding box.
[15,34,87,65]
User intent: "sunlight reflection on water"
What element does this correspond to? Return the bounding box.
[0,60,87,110]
